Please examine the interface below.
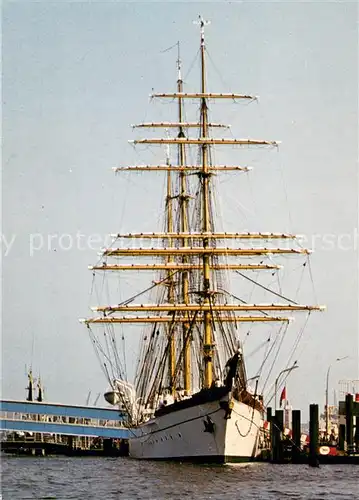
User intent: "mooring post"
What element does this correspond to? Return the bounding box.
[274,409,284,463]
[355,416,359,453]
[267,407,272,461]
[103,438,114,455]
[309,403,319,467]
[345,393,354,454]
[338,424,345,451]
[292,409,301,463]
[67,435,73,452]
[271,411,278,462]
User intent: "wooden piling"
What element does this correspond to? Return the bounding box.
[271,412,278,463]
[345,393,354,453]
[309,403,319,467]
[266,407,273,461]
[355,416,359,453]
[273,409,284,463]
[103,438,114,455]
[338,423,345,451]
[67,435,74,452]
[292,409,301,463]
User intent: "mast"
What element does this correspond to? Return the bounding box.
[176,45,191,395]
[37,376,43,402]
[26,369,33,402]
[165,132,176,395]
[198,17,213,389]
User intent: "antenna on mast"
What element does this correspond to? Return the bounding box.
[193,15,210,46]
[176,42,181,82]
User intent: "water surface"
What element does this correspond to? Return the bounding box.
[1,456,358,499]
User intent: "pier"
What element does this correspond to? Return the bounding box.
[0,399,130,456]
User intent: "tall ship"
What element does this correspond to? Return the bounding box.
[81,18,324,462]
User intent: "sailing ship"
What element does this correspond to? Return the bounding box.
[81,17,324,462]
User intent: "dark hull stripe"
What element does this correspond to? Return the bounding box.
[129,454,255,464]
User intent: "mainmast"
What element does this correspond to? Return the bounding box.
[198,17,213,388]
[165,132,176,395]
[176,46,191,395]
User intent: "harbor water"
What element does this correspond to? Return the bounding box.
[1,456,358,499]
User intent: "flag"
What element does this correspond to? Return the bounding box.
[280,386,286,407]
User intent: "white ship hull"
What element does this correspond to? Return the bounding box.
[129,396,262,462]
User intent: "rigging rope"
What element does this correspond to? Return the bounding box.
[285,313,310,370]
[294,262,307,301]
[218,287,270,316]
[112,270,180,309]
[87,326,115,384]
[260,323,289,394]
[235,271,299,305]
[183,48,201,83]
[307,257,318,304]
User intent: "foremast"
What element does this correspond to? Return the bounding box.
[176,47,192,396]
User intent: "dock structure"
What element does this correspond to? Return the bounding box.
[0,399,130,456]
[262,397,359,465]
[338,393,359,454]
